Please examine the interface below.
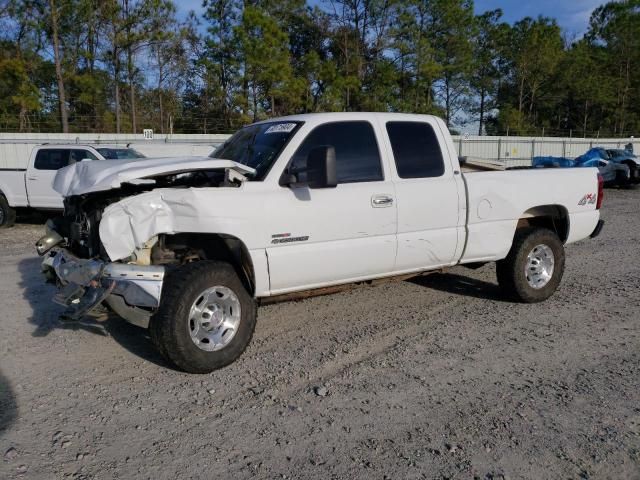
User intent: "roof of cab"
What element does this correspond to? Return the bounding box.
[255,111,443,125]
[37,144,131,149]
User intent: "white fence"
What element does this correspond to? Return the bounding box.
[453,135,638,168]
[0,133,228,169]
[1,132,637,169]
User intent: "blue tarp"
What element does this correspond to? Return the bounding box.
[533,147,629,184]
[533,148,607,168]
[532,156,575,168]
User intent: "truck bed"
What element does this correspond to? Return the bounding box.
[460,166,600,263]
[0,170,28,207]
[459,156,507,172]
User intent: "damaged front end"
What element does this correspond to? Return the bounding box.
[36,159,256,328]
[36,190,168,328]
[39,247,164,328]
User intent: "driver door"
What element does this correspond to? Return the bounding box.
[27,148,99,209]
[265,121,397,294]
[26,149,71,209]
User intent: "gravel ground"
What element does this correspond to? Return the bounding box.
[1,189,639,480]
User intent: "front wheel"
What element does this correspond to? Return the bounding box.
[150,261,257,373]
[0,195,16,228]
[496,227,565,303]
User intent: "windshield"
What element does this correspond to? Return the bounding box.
[210,121,302,180]
[97,148,146,160]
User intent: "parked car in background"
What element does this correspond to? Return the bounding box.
[579,158,630,185]
[605,148,640,184]
[533,147,631,187]
[0,144,146,227]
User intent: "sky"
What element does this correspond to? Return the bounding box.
[176,0,607,36]
[474,0,604,35]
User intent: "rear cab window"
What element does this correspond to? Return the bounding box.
[386,121,445,178]
[287,121,384,184]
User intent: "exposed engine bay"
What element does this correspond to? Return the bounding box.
[52,168,240,261]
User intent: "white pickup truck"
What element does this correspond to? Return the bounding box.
[36,113,604,373]
[0,144,145,226]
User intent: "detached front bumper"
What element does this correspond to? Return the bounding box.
[40,249,165,328]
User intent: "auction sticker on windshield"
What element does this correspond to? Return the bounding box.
[265,123,297,134]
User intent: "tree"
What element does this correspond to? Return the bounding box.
[237,4,293,120]
[470,9,504,135]
[0,56,41,131]
[100,0,125,132]
[490,17,564,135]
[48,0,69,132]
[148,6,196,133]
[429,0,475,127]
[390,1,441,114]
[202,0,242,127]
[559,40,612,136]
[1,0,640,137]
[588,1,640,134]
[121,0,177,133]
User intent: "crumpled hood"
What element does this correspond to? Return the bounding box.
[53,156,256,197]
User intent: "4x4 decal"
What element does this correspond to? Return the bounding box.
[578,193,597,206]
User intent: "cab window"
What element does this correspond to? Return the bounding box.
[70,150,99,162]
[386,122,445,178]
[34,149,71,170]
[288,121,383,184]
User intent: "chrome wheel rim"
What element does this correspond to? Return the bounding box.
[188,286,241,351]
[525,244,555,289]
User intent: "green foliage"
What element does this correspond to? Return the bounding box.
[1,0,640,136]
[238,5,294,118]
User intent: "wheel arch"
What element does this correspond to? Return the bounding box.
[516,204,570,243]
[0,185,10,203]
[0,189,17,227]
[157,232,258,296]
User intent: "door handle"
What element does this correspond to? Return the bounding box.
[372,195,394,207]
[27,177,38,181]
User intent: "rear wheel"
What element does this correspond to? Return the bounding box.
[496,227,565,303]
[150,261,256,373]
[0,195,16,228]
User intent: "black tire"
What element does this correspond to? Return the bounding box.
[150,261,257,373]
[625,163,640,185]
[148,312,169,363]
[615,168,630,188]
[0,195,16,228]
[496,227,565,303]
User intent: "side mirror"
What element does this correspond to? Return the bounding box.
[306,145,337,188]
